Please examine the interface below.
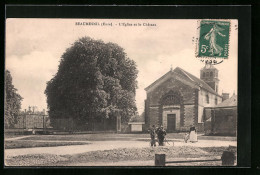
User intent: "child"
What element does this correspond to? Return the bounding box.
[149,125,157,147]
[184,133,189,143]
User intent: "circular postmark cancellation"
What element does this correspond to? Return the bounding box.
[195,19,231,65]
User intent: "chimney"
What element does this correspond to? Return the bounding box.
[222,93,230,101]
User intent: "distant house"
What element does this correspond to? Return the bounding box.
[14,106,50,129]
[204,94,237,136]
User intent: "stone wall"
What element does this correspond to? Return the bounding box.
[182,105,195,130]
[212,107,237,136]
[149,107,160,127]
[203,107,237,136]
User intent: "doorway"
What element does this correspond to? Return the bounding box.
[167,114,176,132]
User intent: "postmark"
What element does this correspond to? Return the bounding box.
[197,20,230,59]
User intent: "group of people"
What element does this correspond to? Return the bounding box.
[148,125,167,147]
[149,125,198,147]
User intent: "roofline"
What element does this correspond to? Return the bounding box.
[144,70,171,91]
[144,67,222,97]
[200,88,223,97]
[145,71,200,93]
[179,68,194,82]
[177,67,222,97]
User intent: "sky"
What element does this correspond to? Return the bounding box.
[6,19,238,114]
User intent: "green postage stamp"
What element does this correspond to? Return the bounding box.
[197,20,230,58]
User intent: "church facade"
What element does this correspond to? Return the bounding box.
[144,64,223,132]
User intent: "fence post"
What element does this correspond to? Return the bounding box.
[155,154,166,166]
[221,151,235,166]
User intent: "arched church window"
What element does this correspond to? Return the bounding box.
[162,92,182,105]
[203,72,205,77]
[206,72,209,77]
[210,72,213,77]
[164,95,180,105]
[215,97,218,105]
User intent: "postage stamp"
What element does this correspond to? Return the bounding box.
[197,20,230,58]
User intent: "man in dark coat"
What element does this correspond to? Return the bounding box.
[149,125,157,147]
[156,125,167,146]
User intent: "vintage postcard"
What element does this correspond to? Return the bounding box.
[5,18,238,166]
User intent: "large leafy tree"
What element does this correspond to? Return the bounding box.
[5,70,23,128]
[45,37,138,129]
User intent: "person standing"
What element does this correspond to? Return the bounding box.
[149,125,157,147]
[184,132,189,143]
[156,125,167,146]
[189,125,198,143]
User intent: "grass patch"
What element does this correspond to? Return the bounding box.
[61,146,236,166]
[63,146,222,164]
[18,133,237,142]
[201,146,237,156]
[5,154,69,166]
[5,140,89,149]
[5,146,236,166]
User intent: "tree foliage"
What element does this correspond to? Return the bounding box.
[5,70,23,128]
[45,37,138,128]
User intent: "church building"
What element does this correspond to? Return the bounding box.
[144,64,223,132]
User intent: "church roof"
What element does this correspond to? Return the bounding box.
[145,67,221,97]
[175,67,221,96]
[216,94,237,107]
